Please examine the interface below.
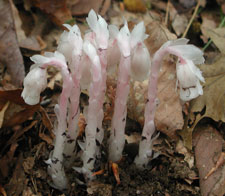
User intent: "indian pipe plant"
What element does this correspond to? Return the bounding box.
[21,9,205,190]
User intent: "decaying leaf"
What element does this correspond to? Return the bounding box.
[193,125,225,196]
[30,0,72,26]
[0,0,25,86]
[180,55,225,149]
[0,89,40,128]
[204,27,225,54]
[124,0,147,13]
[70,0,111,16]
[128,21,183,139]
[10,1,43,51]
[200,12,217,43]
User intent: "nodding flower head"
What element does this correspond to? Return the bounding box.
[165,38,205,101]
[176,59,205,101]
[57,24,83,64]
[22,67,47,105]
[86,9,109,50]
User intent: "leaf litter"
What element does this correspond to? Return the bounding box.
[0,0,225,195]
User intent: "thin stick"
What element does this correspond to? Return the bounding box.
[182,0,201,38]
[164,0,170,26]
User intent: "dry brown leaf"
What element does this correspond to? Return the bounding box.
[0,0,25,86]
[193,125,225,196]
[10,1,42,51]
[124,0,147,13]
[200,12,217,43]
[128,21,183,139]
[0,89,40,128]
[205,27,225,54]
[180,55,225,149]
[31,0,72,26]
[70,0,111,16]
[172,14,188,36]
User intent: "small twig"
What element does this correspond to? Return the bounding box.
[164,0,170,26]
[202,15,225,51]
[204,152,225,180]
[182,0,201,38]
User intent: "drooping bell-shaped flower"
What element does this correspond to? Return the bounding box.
[86,9,109,50]
[176,59,204,101]
[166,39,205,101]
[22,67,47,105]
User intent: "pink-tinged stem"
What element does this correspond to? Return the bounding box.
[64,56,82,167]
[82,58,102,179]
[134,48,168,168]
[41,60,72,190]
[109,55,131,162]
[96,49,107,146]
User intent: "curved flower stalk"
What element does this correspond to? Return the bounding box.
[86,9,109,151]
[134,38,205,168]
[80,40,102,179]
[22,51,73,190]
[108,21,151,162]
[57,24,83,167]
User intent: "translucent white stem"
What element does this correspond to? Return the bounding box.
[42,60,72,189]
[64,56,82,168]
[109,55,131,162]
[82,55,102,179]
[96,49,107,150]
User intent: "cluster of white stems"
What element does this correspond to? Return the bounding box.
[21,10,205,190]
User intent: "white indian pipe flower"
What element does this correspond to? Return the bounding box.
[21,67,47,105]
[22,51,66,106]
[166,39,205,101]
[86,9,109,49]
[176,59,205,101]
